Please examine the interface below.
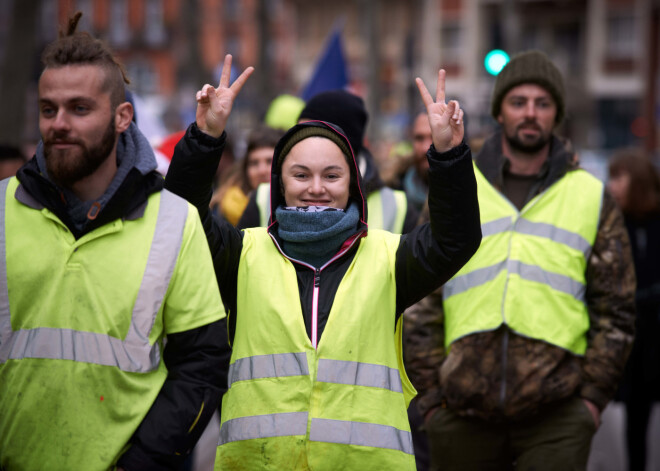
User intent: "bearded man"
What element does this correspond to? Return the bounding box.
[0,13,227,471]
[407,50,636,470]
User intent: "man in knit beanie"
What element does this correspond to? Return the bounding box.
[407,50,635,470]
[490,50,566,125]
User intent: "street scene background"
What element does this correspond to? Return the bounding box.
[1,1,659,470]
[1,0,658,172]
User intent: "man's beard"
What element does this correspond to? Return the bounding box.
[44,118,116,188]
[505,122,551,154]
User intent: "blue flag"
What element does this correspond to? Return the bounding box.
[301,27,349,101]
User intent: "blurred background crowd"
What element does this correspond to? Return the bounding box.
[0,0,658,178]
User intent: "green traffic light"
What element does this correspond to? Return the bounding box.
[485,50,510,75]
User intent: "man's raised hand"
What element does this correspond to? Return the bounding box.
[196,54,254,138]
[415,69,464,153]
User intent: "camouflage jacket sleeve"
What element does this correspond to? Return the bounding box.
[580,191,636,410]
[403,286,446,418]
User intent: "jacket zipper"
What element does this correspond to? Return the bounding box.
[499,228,513,408]
[269,230,365,350]
[500,328,509,406]
[311,268,321,348]
[499,196,543,408]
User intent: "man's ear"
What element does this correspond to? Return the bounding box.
[115,102,134,133]
[497,114,504,125]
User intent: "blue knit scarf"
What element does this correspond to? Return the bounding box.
[276,202,360,268]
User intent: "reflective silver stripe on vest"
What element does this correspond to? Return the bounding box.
[444,262,507,298]
[228,352,309,387]
[309,418,414,455]
[481,217,590,255]
[481,217,512,237]
[218,411,309,444]
[514,219,591,255]
[509,260,586,301]
[0,179,11,358]
[379,187,397,232]
[317,358,403,393]
[444,259,585,301]
[0,188,188,373]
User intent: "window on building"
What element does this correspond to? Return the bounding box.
[266,0,282,16]
[521,25,541,50]
[605,11,638,72]
[554,23,581,72]
[607,12,638,59]
[109,0,130,48]
[226,36,240,59]
[76,0,93,32]
[126,60,159,95]
[441,23,462,73]
[597,98,642,149]
[40,1,57,42]
[0,1,10,65]
[224,0,241,21]
[145,0,166,46]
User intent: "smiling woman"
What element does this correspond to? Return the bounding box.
[281,135,351,209]
[164,54,482,470]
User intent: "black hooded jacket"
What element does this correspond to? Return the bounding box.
[165,120,481,345]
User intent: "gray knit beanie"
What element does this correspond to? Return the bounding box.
[491,50,565,124]
[276,126,353,171]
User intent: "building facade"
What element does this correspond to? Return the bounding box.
[0,0,656,155]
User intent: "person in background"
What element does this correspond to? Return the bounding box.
[0,13,227,470]
[402,111,434,213]
[407,50,636,470]
[0,144,28,180]
[381,109,443,215]
[210,125,282,225]
[164,54,481,470]
[238,89,419,233]
[608,149,660,471]
[264,93,306,131]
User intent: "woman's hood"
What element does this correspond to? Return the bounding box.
[268,120,368,227]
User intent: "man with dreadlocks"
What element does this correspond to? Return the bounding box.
[0,13,228,471]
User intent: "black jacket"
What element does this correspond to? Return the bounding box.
[16,130,228,471]
[165,121,481,345]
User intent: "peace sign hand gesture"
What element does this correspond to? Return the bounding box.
[415,69,464,153]
[196,54,254,138]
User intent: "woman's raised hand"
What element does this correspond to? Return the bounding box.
[415,69,464,153]
[196,54,254,138]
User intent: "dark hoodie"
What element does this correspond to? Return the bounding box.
[165,120,481,345]
[17,123,164,239]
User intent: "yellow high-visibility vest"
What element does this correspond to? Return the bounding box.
[443,165,603,355]
[0,177,225,470]
[216,227,416,470]
[367,187,408,233]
